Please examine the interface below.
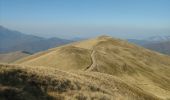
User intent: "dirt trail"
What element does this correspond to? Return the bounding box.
[85,49,97,71]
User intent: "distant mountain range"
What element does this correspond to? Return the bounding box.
[0,26,73,53]
[143,41,170,55]
[1,25,170,55]
[128,36,170,55]
[145,35,170,42]
[127,39,151,46]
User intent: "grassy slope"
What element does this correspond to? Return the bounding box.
[15,36,170,99]
[0,64,160,100]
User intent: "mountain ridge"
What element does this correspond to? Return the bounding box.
[0,26,73,53]
[15,36,170,99]
[128,36,170,55]
[144,41,170,55]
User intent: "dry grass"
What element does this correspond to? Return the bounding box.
[0,63,161,100]
[13,36,170,99]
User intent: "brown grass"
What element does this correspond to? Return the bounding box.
[0,63,161,100]
[12,36,170,99]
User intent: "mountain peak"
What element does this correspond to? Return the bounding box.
[97,35,113,40]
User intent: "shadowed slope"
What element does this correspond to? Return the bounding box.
[0,64,160,100]
[15,36,170,99]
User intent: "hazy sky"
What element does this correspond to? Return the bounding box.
[0,0,170,39]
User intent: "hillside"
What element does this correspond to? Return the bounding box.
[0,26,73,53]
[0,51,31,63]
[0,64,160,100]
[16,36,170,99]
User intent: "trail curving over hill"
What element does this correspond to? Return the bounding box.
[14,36,170,99]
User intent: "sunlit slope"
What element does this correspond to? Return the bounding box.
[0,64,160,100]
[0,51,31,63]
[16,46,92,70]
[16,35,170,72]
[15,36,121,70]
[15,36,170,99]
